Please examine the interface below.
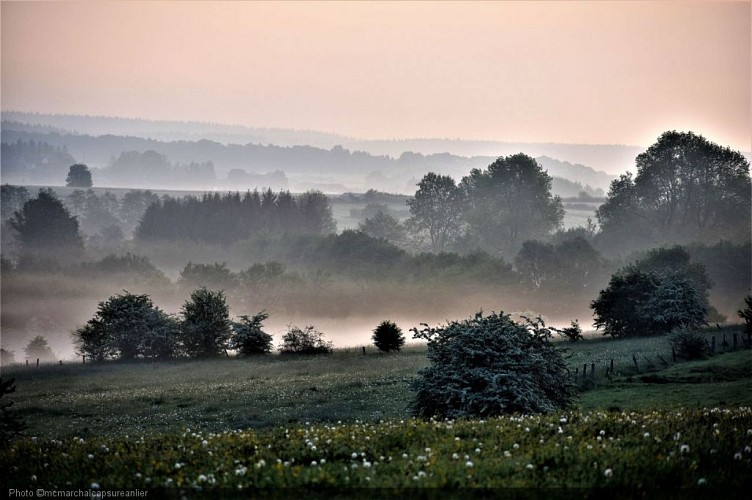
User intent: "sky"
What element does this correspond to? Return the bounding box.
[1,1,750,150]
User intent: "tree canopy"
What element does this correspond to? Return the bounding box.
[461,154,564,257]
[73,292,180,361]
[591,252,710,338]
[596,131,751,255]
[181,287,233,358]
[406,173,465,252]
[8,190,84,262]
[65,164,93,188]
[411,312,576,418]
[136,189,335,244]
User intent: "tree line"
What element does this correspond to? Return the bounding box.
[72,288,408,362]
[135,189,336,244]
[360,132,750,259]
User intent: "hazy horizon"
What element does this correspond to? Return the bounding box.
[2,1,749,152]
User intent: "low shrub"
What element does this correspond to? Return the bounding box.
[279,325,332,355]
[670,327,710,360]
[230,312,273,355]
[372,320,405,352]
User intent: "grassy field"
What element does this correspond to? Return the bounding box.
[3,328,751,437]
[2,329,751,490]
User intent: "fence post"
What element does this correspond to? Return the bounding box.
[610,358,614,374]
[36,358,39,368]
[82,355,85,364]
[632,353,639,372]
[362,346,366,355]
[583,363,588,377]
[590,363,595,378]
[575,367,579,381]
[733,333,738,350]
[711,336,716,353]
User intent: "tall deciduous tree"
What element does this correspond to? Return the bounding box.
[65,164,93,188]
[407,172,465,252]
[24,336,55,363]
[597,131,751,255]
[8,190,84,262]
[181,287,233,358]
[73,292,180,361]
[358,211,407,246]
[461,154,564,257]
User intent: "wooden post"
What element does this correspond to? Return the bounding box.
[82,355,86,364]
[362,346,366,355]
[590,363,595,378]
[610,359,614,374]
[711,336,716,353]
[733,333,738,349]
[583,363,588,377]
[59,360,62,366]
[26,359,29,367]
[575,367,579,380]
[36,358,39,368]
[632,353,639,372]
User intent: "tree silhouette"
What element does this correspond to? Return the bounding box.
[597,131,751,255]
[407,172,465,252]
[461,154,564,257]
[24,336,55,363]
[9,190,84,262]
[65,164,93,188]
[181,288,233,358]
[372,320,405,352]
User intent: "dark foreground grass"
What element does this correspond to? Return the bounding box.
[4,408,751,490]
[4,347,428,437]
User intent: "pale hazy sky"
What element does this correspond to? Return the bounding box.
[1,1,750,150]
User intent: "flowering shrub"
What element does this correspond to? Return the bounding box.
[410,312,577,418]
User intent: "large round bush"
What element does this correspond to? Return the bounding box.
[410,312,576,418]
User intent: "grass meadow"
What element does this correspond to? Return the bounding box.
[2,327,751,491]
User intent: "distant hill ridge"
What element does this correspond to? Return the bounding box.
[1,127,616,193]
[3,111,640,175]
